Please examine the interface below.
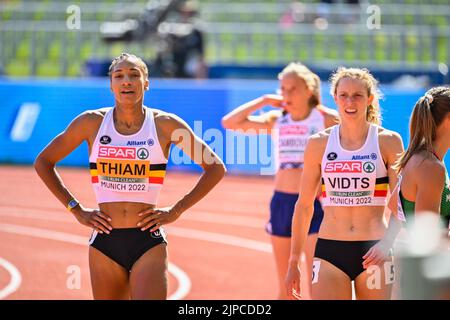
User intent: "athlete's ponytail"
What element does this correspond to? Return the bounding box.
[394,86,450,173]
[309,73,321,107]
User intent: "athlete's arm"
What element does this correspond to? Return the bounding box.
[317,105,340,128]
[221,95,283,133]
[387,182,400,219]
[137,113,226,231]
[382,131,405,200]
[363,130,404,268]
[34,111,113,233]
[415,159,446,214]
[285,133,324,299]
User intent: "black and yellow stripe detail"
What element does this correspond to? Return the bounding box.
[89,162,167,185]
[374,176,389,197]
[321,177,388,197]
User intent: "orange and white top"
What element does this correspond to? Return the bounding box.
[320,124,388,207]
[274,108,325,170]
[89,107,168,205]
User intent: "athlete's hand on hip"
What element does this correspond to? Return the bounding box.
[362,239,393,269]
[137,206,180,232]
[72,206,113,234]
[262,94,285,109]
[285,261,302,300]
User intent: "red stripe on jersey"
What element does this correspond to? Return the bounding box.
[374,190,387,197]
[149,177,164,184]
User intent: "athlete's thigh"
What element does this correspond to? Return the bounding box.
[129,243,168,300]
[305,233,318,271]
[270,235,291,277]
[270,235,291,299]
[312,258,353,300]
[299,234,318,300]
[354,258,395,300]
[89,246,130,300]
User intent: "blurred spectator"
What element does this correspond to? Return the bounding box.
[279,2,306,28]
[279,0,361,30]
[153,0,207,79]
[391,75,430,90]
[317,0,360,24]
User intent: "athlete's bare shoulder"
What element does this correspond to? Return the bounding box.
[413,151,446,186]
[64,107,110,136]
[307,125,335,150]
[150,107,198,150]
[378,126,402,141]
[151,107,180,125]
[317,105,339,128]
[150,107,192,141]
[77,107,110,123]
[317,104,338,117]
[413,151,446,173]
[150,107,170,117]
[378,126,404,150]
[314,125,335,139]
[376,126,404,165]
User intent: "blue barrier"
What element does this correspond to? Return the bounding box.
[85,59,449,85]
[0,77,448,173]
[208,64,449,86]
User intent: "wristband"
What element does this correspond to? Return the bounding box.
[67,199,79,212]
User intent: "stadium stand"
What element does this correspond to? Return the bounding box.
[0,0,448,82]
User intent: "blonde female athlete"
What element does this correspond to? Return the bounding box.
[285,67,404,300]
[222,63,338,299]
[390,86,450,233]
[34,53,226,299]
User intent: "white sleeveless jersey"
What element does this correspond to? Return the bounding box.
[89,107,168,205]
[321,124,388,207]
[274,108,325,170]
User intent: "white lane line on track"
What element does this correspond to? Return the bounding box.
[0,223,189,300]
[179,211,266,228]
[167,263,191,301]
[0,207,71,222]
[0,257,22,300]
[167,226,272,253]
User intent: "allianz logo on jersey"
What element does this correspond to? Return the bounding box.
[351,153,377,161]
[126,138,154,146]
